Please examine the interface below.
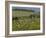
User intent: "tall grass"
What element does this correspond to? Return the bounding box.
[12,10,40,31]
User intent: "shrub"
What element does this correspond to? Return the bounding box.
[12,17,19,20]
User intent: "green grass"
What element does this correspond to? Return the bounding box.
[12,10,40,31]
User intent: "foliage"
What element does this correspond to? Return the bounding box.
[12,9,40,31]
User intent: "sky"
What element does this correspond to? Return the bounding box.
[12,7,40,12]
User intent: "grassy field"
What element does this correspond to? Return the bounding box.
[12,9,40,31]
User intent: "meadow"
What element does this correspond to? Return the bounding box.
[12,9,40,31]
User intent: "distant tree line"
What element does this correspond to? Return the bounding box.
[12,9,35,12]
